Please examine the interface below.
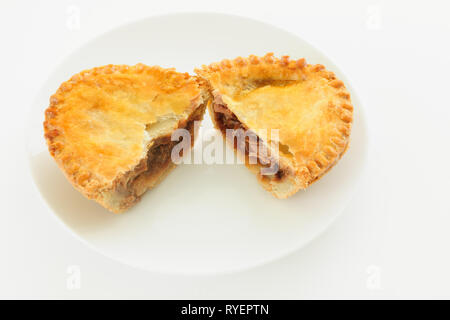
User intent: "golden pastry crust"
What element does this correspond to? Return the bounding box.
[196,53,353,198]
[44,64,209,212]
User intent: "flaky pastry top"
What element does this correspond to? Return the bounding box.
[44,64,204,195]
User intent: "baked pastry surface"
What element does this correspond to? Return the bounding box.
[196,53,353,198]
[44,64,209,212]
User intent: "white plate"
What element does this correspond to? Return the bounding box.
[26,12,368,275]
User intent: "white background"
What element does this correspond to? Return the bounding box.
[1,0,449,299]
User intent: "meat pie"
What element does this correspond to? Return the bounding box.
[44,64,210,213]
[196,53,353,198]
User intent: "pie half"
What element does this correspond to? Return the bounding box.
[195,53,353,198]
[44,64,210,213]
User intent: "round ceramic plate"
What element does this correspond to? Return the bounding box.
[27,12,368,275]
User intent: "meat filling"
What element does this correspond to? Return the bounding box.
[144,106,201,179]
[125,103,205,196]
[212,102,285,181]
